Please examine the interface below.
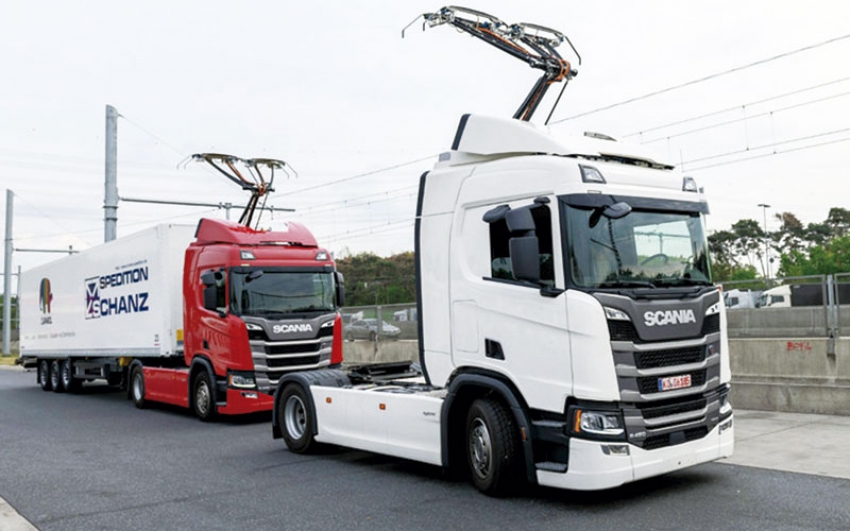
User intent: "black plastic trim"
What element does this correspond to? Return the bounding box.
[451,114,471,151]
[414,171,431,385]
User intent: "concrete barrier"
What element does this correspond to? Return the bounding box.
[729,338,850,416]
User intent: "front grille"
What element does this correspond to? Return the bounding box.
[637,370,707,395]
[642,426,709,450]
[248,329,267,341]
[318,326,334,338]
[265,342,322,355]
[638,397,707,420]
[634,347,705,369]
[266,355,322,369]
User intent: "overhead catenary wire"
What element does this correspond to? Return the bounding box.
[621,76,850,139]
[549,32,850,125]
[687,135,850,172]
[640,90,850,144]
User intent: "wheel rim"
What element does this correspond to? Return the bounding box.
[284,395,307,440]
[62,361,72,387]
[195,380,211,417]
[133,372,144,401]
[39,361,49,386]
[469,418,493,480]
[50,362,60,388]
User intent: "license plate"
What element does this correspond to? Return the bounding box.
[658,374,692,392]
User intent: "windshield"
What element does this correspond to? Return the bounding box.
[563,200,712,290]
[230,268,336,316]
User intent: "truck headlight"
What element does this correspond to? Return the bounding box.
[228,372,257,389]
[719,394,732,416]
[573,409,625,437]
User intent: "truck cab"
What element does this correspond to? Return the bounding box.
[182,218,344,415]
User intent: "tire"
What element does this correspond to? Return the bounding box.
[130,365,147,409]
[345,331,354,342]
[369,331,376,342]
[465,398,522,496]
[38,359,52,391]
[61,359,81,393]
[50,359,65,393]
[192,370,217,422]
[279,383,316,453]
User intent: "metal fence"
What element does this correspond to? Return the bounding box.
[718,273,850,339]
[341,302,419,344]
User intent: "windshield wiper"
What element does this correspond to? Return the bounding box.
[599,279,656,289]
[655,278,713,287]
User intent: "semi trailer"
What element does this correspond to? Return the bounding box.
[20,155,344,420]
[271,7,733,495]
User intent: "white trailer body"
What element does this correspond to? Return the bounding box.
[20,224,196,359]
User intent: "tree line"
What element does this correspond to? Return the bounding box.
[709,207,850,281]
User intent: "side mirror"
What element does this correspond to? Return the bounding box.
[203,286,218,312]
[200,271,216,288]
[510,236,540,283]
[335,271,345,308]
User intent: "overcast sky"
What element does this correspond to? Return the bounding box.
[2,1,849,282]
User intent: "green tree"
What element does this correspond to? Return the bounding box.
[778,235,850,277]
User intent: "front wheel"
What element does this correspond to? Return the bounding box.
[192,371,217,422]
[465,398,522,496]
[279,384,316,453]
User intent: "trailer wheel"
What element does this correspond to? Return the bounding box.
[38,359,53,391]
[50,360,65,393]
[130,366,147,409]
[192,371,217,422]
[61,360,80,393]
[465,398,520,496]
[279,384,316,453]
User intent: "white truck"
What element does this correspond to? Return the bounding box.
[724,288,761,310]
[272,6,733,495]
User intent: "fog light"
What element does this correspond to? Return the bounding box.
[602,444,630,456]
[241,392,258,399]
[719,418,733,434]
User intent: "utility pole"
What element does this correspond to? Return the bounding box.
[3,190,13,356]
[758,203,771,279]
[104,104,119,242]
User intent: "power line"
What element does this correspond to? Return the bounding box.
[549,32,850,125]
[284,154,437,196]
[296,185,419,213]
[320,218,415,243]
[687,136,850,172]
[682,127,850,166]
[621,76,850,139]
[641,90,850,144]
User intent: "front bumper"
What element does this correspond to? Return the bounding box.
[217,387,275,415]
[536,415,734,491]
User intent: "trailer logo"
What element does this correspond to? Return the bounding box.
[39,278,53,324]
[273,323,313,334]
[643,309,696,327]
[85,266,150,320]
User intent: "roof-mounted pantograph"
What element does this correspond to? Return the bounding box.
[404,5,581,123]
[192,153,296,229]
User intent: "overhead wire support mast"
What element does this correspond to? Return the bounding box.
[191,153,296,229]
[403,5,581,123]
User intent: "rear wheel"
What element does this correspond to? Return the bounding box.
[50,360,65,393]
[130,365,146,408]
[61,359,81,393]
[465,398,521,496]
[192,371,216,421]
[38,359,52,391]
[279,384,316,453]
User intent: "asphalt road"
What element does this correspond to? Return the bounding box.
[2,368,849,531]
